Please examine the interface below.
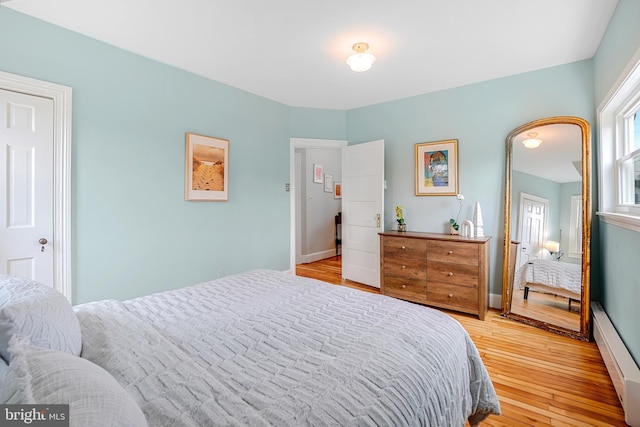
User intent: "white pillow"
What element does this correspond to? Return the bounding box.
[1,335,148,427]
[0,275,81,363]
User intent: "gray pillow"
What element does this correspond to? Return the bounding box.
[0,275,81,364]
[1,335,148,427]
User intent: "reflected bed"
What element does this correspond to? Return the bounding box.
[513,259,581,303]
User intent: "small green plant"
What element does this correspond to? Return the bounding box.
[395,205,405,224]
[449,194,464,230]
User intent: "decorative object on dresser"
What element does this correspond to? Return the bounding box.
[379,231,491,320]
[414,139,459,196]
[449,193,464,233]
[473,201,484,237]
[395,205,406,232]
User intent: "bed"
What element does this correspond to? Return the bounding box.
[513,258,582,304]
[0,270,500,426]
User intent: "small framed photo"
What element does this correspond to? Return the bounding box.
[185,132,229,201]
[313,164,323,183]
[415,139,458,196]
[334,182,342,199]
[324,174,333,192]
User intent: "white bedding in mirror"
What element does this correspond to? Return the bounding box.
[513,259,582,297]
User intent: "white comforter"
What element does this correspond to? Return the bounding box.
[74,270,500,426]
[513,259,582,295]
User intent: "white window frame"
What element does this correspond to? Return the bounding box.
[597,46,640,232]
[568,195,582,259]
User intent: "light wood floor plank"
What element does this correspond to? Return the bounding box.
[296,256,627,426]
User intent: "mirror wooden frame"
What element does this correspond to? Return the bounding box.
[501,116,591,341]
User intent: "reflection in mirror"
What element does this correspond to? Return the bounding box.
[502,117,591,341]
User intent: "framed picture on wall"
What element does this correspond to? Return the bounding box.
[415,139,459,196]
[324,174,333,192]
[185,132,229,201]
[313,164,323,183]
[334,182,342,199]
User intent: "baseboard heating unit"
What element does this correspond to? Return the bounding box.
[592,302,640,426]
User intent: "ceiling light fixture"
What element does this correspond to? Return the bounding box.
[346,42,376,72]
[522,132,542,149]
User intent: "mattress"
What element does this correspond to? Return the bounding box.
[75,269,500,426]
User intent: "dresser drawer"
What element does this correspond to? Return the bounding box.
[427,240,479,265]
[379,231,490,320]
[384,256,426,279]
[383,276,427,303]
[427,260,478,287]
[427,282,478,312]
[383,237,427,259]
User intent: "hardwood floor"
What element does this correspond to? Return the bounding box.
[510,288,581,332]
[296,256,627,427]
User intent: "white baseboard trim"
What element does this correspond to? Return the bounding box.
[299,249,338,264]
[489,293,502,309]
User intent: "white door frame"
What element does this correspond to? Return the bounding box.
[289,138,347,273]
[0,71,72,301]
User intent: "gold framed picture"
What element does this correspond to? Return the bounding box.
[415,139,458,196]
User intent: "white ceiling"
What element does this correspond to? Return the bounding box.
[5,0,618,110]
[513,123,583,184]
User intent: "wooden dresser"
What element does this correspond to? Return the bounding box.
[379,231,491,320]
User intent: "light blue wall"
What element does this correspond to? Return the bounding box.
[511,171,562,247]
[290,107,347,140]
[347,61,595,296]
[593,0,640,105]
[0,8,292,303]
[593,0,640,365]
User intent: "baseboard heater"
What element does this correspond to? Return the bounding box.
[592,302,640,426]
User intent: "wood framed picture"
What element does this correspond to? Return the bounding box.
[185,132,229,201]
[415,139,458,196]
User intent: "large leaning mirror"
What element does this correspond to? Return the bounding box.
[501,116,591,341]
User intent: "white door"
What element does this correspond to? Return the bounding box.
[342,140,384,287]
[516,192,548,269]
[0,89,55,285]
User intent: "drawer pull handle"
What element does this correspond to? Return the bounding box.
[401,245,406,249]
[448,272,454,276]
[448,250,454,255]
[402,285,407,289]
[448,293,454,298]
[402,265,407,269]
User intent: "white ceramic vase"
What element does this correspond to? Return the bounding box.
[473,202,484,237]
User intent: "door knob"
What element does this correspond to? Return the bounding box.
[39,238,48,252]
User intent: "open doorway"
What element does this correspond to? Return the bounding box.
[289,138,385,291]
[289,138,346,274]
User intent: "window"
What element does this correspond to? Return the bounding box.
[568,195,582,258]
[598,51,640,231]
[616,107,640,207]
